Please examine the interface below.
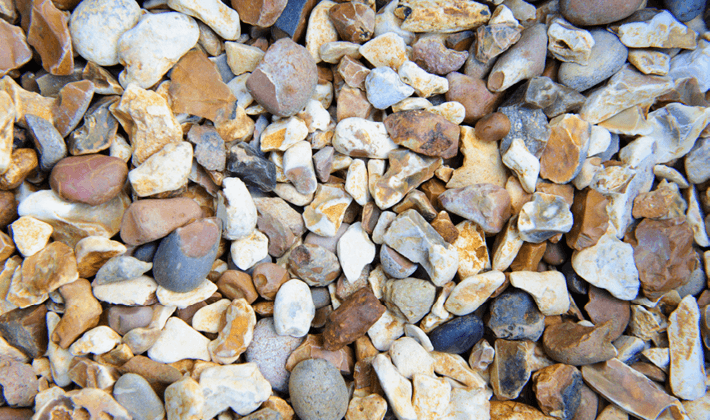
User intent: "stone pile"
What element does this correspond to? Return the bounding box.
[0,0,709,419]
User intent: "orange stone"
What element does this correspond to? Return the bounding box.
[539,114,591,184]
[27,0,73,76]
[510,241,547,272]
[566,188,609,251]
[0,19,32,77]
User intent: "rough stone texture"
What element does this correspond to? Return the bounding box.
[539,114,590,184]
[490,339,532,400]
[439,184,511,234]
[445,72,503,124]
[610,9,696,49]
[450,221,489,279]
[286,334,354,375]
[68,97,120,156]
[566,188,609,251]
[247,38,317,117]
[383,278,436,324]
[668,295,706,401]
[233,0,287,27]
[413,36,469,76]
[394,0,490,33]
[532,364,582,420]
[384,110,459,159]
[289,359,348,420]
[487,288,545,341]
[559,0,644,26]
[488,24,548,93]
[542,321,617,366]
[113,373,165,420]
[27,0,73,75]
[53,279,102,349]
[329,2,374,44]
[50,155,127,206]
[0,20,32,77]
[323,287,385,351]
[25,113,66,173]
[120,197,203,246]
[288,243,341,287]
[629,217,696,300]
[0,305,47,359]
[518,193,573,244]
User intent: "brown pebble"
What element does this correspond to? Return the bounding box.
[0,149,37,190]
[252,301,274,316]
[49,154,128,206]
[217,270,259,303]
[0,191,17,228]
[120,197,203,246]
[323,287,386,351]
[445,72,504,124]
[328,2,375,44]
[52,279,102,349]
[510,242,547,272]
[584,286,630,341]
[430,211,459,244]
[474,112,510,142]
[251,262,289,300]
[542,241,567,266]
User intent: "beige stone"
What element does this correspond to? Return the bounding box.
[431,351,486,389]
[412,374,451,420]
[346,393,387,420]
[447,126,507,189]
[128,142,193,197]
[9,216,52,257]
[209,298,256,364]
[359,32,409,70]
[0,91,13,175]
[372,353,417,420]
[509,271,570,315]
[395,0,490,33]
[610,10,696,49]
[75,236,127,279]
[68,325,121,356]
[445,270,505,316]
[156,279,218,309]
[92,275,158,306]
[451,221,489,279]
[628,49,670,76]
[305,0,338,63]
[668,295,706,401]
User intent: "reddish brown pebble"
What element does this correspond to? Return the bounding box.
[566,188,609,251]
[0,304,48,359]
[285,334,355,375]
[412,37,469,75]
[217,270,259,303]
[328,2,375,44]
[542,320,617,366]
[120,197,203,246]
[323,287,386,351]
[430,211,459,244]
[231,0,287,27]
[474,112,510,142]
[445,72,504,124]
[584,286,630,341]
[0,20,32,76]
[52,279,102,349]
[53,80,94,137]
[50,154,128,206]
[384,109,460,159]
[251,262,289,300]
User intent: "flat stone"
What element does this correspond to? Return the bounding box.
[428,313,483,354]
[359,32,408,69]
[113,84,183,166]
[628,49,670,76]
[668,295,706,400]
[251,263,288,300]
[274,279,314,338]
[559,0,643,26]
[474,5,523,63]
[69,0,141,66]
[92,276,158,306]
[283,141,317,195]
[0,20,32,77]
[27,0,73,75]
[246,318,304,393]
[68,325,121,356]
[285,333,354,375]
[113,373,165,420]
[233,0,287,27]
[542,320,617,365]
[68,97,120,156]
[303,183,353,237]
[566,188,609,251]
[547,17,594,65]
[200,363,271,418]
[323,287,386,351]
[365,66,414,110]
[288,243,341,287]
[128,142,193,197]
[120,197,202,247]
[490,339,533,400]
[509,271,570,316]
[9,216,51,258]
[117,12,199,88]
[610,9,696,49]
[398,61,449,98]
[539,114,590,184]
[445,72,503,124]
[487,288,545,341]
[384,110,459,159]
[440,184,511,234]
[289,359,348,420]
[329,2,374,44]
[445,270,505,316]
[0,304,47,359]
[394,0,490,33]
[532,363,582,420]
[557,29,627,93]
[226,142,276,192]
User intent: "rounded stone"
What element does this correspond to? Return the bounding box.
[558,29,628,92]
[664,0,705,22]
[383,278,436,324]
[487,288,546,341]
[49,154,128,206]
[559,0,644,26]
[445,72,503,124]
[113,373,165,420]
[120,197,204,246]
[69,0,142,66]
[132,240,159,263]
[246,38,318,117]
[428,312,484,354]
[474,112,510,143]
[152,217,221,293]
[108,305,154,335]
[246,317,304,393]
[289,358,349,420]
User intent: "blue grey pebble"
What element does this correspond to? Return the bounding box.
[365,67,415,110]
[132,240,159,263]
[664,0,705,22]
[558,29,628,92]
[246,318,304,393]
[487,288,545,341]
[428,312,484,354]
[113,373,165,420]
[152,217,221,293]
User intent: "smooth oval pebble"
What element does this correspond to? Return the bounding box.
[120,197,203,246]
[49,155,128,206]
[558,29,628,92]
[663,0,705,22]
[113,373,165,420]
[487,288,545,341]
[428,312,484,354]
[289,358,349,420]
[559,0,644,26]
[152,217,221,293]
[474,112,511,142]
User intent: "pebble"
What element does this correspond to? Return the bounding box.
[558,29,628,93]
[668,295,706,400]
[230,229,269,271]
[372,353,417,420]
[445,72,503,124]
[0,21,31,77]
[94,255,152,285]
[25,114,66,173]
[113,373,165,420]
[167,0,241,41]
[488,24,547,92]
[219,177,257,240]
[440,184,511,234]
[584,286,630,341]
[9,216,52,257]
[509,271,570,316]
[346,394,388,420]
[428,312,484,354]
[413,36,468,76]
[490,339,532,400]
[559,0,644,26]
[92,275,158,306]
[199,363,272,418]
[395,0,490,33]
[532,363,582,420]
[274,279,315,338]
[337,222,375,282]
[50,155,127,206]
[288,243,341,287]
[547,17,594,65]
[333,118,398,158]
[365,66,415,110]
[147,317,210,364]
[290,358,348,420]
[518,192,574,243]
[542,321,617,365]
[487,288,545,341]
[610,9,696,50]
[303,184,353,237]
[380,245,418,279]
[384,109,458,158]
[0,361,38,407]
[246,318,304,393]
[283,141,317,195]
[445,270,505,316]
[323,287,386,351]
[383,277,436,324]
[226,142,277,192]
[68,325,121,356]
[69,0,142,66]
[128,141,193,197]
[329,2,375,44]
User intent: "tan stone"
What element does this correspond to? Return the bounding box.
[566,188,609,251]
[128,141,193,197]
[490,401,556,420]
[208,298,256,365]
[632,180,685,220]
[0,231,14,263]
[451,221,489,279]
[445,270,504,316]
[0,20,32,77]
[0,148,37,190]
[346,393,387,420]
[225,42,264,75]
[9,215,52,257]
[0,76,57,128]
[51,279,102,349]
[359,32,408,70]
[395,0,490,33]
[668,295,706,401]
[74,236,126,279]
[510,241,546,272]
[305,0,338,63]
[542,320,617,366]
[539,114,591,184]
[27,0,73,76]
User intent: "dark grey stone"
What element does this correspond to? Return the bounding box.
[226,142,277,192]
[664,0,705,22]
[289,359,349,420]
[560,260,588,295]
[487,288,545,341]
[25,114,67,172]
[498,102,550,158]
[428,312,484,354]
[288,243,341,287]
[132,240,159,263]
[68,97,119,156]
[187,125,226,171]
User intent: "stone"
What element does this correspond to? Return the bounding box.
[283,141,317,195]
[67,96,119,156]
[447,127,507,191]
[398,61,449,98]
[388,337,435,380]
[532,364,582,420]
[69,0,141,66]
[428,313,484,354]
[445,72,503,124]
[547,17,594,65]
[367,309,406,351]
[92,276,158,306]
[365,66,414,110]
[411,374,451,420]
[337,222,375,283]
[274,279,314,338]
[333,118,398,158]
[107,306,153,336]
[445,271,505,316]
[566,188,609,251]
[394,0,490,33]
[25,114,65,173]
[384,109,458,159]
[329,2,374,44]
[302,184,353,237]
[543,321,617,365]
[225,43,264,76]
[581,358,677,420]
[383,209,457,286]
[488,24,547,92]
[164,375,204,420]
[129,142,193,197]
[668,295,706,400]
[52,279,102,349]
[9,216,51,258]
[27,0,73,75]
[200,364,271,418]
[0,304,47,359]
[250,263,288,300]
[233,0,287,27]
[49,155,127,206]
[498,101,550,160]
[371,353,417,420]
[557,30,627,93]
[475,112,510,142]
[383,278,436,324]
[209,298,257,365]
[539,114,590,184]
[285,334,354,375]
[380,245,418,279]
[168,49,236,123]
[686,137,710,184]
[644,103,710,164]
[304,0,337,63]
[288,243,341,287]
[585,286,629,341]
[610,10,696,50]
[247,38,317,117]
[490,339,532,400]
[0,148,37,190]
[75,237,126,279]
[147,317,210,364]
[186,126,226,172]
[153,217,221,293]
[440,184,511,234]
[0,20,32,77]
[510,241,546,272]
[373,150,441,210]
[323,287,386,351]
[117,12,199,88]
[0,361,38,407]
[68,325,121,356]
[226,143,276,192]
[113,84,182,166]
[344,158,369,206]
[630,217,695,300]
[474,5,523,63]
[412,36,469,76]
[113,373,165,420]
[669,39,710,91]
[628,49,670,76]
[359,32,408,70]
[120,197,202,246]
[559,0,643,26]
[443,386,491,420]
[167,0,240,40]
[288,359,347,420]
[217,177,257,242]
[246,318,304,393]
[518,193,573,243]
[487,288,545,341]
[346,394,387,420]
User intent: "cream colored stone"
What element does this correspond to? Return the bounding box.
[398,61,448,98]
[547,17,594,65]
[420,282,455,333]
[165,376,205,420]
[192,299,231,334]
[0,333,28,364]
[219,177,257,241]
[345,159,370,206]
[297,99,331,133]
[428,101,465,125]
[368,309,406,351]
[642,347,669,371]
[598,106,653,136]
[346,394,388,420]
[588,125,612,157]
[0,76,57,128]
[46,312,72,387]
[92,275,158,306]
[112,84,183,166]
[274,279,314,338]
[209,298,256,364]
[284,141,318,195]
[148,317,210,364]
[502,137,539,193]
[431,351,486,389]
[628,49,670,76]
[359,32,409,69]
[337,222,376,282]
[200,364,272,418]
[442,386,492,420]
[669,295,706,400]
[129,141,193,197]
[75,236,127,279]
[68,326,121,357]
[372,353,417,420]
[320,41,363,64]
[216,104,255,142]
[445,270,505,316]
[10,216,52,257]
[374,0,415,44]
[404,324,434,352]
[333,117,398,158]
[686,186,709,247]
[303,184,353,237]
[653,165,689,189]
[396,0,490,33]
[612,10,696,49]
[227,73,253,109]
[412,374,452,420]
[168,0,239,40]
[156,279,219,309]
[645,103,710,165]
[0,91,14,175]
[393,97,433,112]
[230,229,269,270]
[109,134,132,163]
[452,221,490,279]
[509,271,570,316]
[305,0,338,63]
[273,183,315,207]
[389,337,435,379]
[225,42,263,75]
[260,117,309,152]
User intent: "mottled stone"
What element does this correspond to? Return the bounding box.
[610,9,696,50]
[383,278,436,324]
[113,373,165,420]
[490,339,532,400]
[539,114,590,184]
[547,17,594,65]
[509,271,569,316]
[302,183,352,237]
[487,288,545,341]
[246,318,304,393]
[68,97,120,156]
[532,363,582,420]
[226,142,276,192]
[365,66,414,110]
[27,0,73,75]
[543,321,617,365]
[209,298,257,365]
[445,72,503,124]
[323,287,385,351]
[412,36,469,76]
[333,118,397,158]
[518,193,573,244]
[372,150,441,210]
[286,334,354,375]
[50,155,127,206]
[384,110,458,159]
[557,30,627,93]
[440,184,511,234]
[287,243,340,287]
[120,197,202,246]
[233,0,287,27]
[559,0,644,26]
[25,114,65,175]
[0,20,32,77]
[566,188,609,251]
[329,2,374,44]
[394,0,490,33]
